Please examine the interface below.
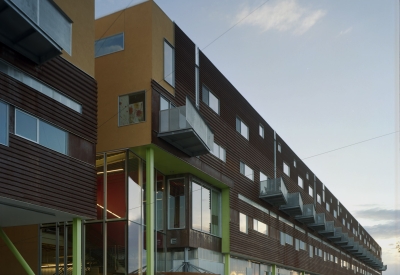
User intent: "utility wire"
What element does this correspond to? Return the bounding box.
[301,131,399,160]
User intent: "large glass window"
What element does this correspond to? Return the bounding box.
[192,182,221,236]
[0,101,8,146]
[107,151,126,219]
[240,161,254,181]
[236,117,248,140]
[168,178,185,229]
[15,109,67,154]
[164,40,175,87]
[202,85,219,114]
[119,91,146,126]
[95,32,124,57]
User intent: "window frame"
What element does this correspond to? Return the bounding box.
[283,162,290,176]
[259,124,264,138]
[211,141,226,162]
[94,32,124,58]
[0,101,8,146]
[240,161,254,181]
[202,85,219,114]
[167,177,186,230]
[236,117,249,140]
[163,39,175,87]
[298,176,303,188]
[118,90,146,126]
[309,186,314,197]
[239,213,248,234]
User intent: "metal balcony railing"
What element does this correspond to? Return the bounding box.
[327,227,342,242]
[295,204,316,224]
[259,178,288,206]
[159,97,213,156]
[334,232,349,245]
[342,237,354,249]
[279,192,303,216]
[307,213,326,231]
[0,0,72,63]
[319,221,335,237]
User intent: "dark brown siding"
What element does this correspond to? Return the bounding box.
[151,24,381,274]
[0,43,97,218]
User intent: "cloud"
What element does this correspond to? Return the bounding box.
[338,27,353,36]
[236,0,326,35]
[354,208,400,222]
[364,221,400,239]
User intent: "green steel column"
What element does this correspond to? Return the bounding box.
[146,147,155,275]
[300,271,305,275]
[73,218,82,275]
[224,254,230,275]
[221,188,230,253]
[271,264,276,275]
[0,227,35,275]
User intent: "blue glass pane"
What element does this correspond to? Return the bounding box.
[39,121,66,154]
[95,33,124,57]
[0,102,7,145]
[16,110,37,142]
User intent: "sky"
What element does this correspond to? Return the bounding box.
[95,0,400,274]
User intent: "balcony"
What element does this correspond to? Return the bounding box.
[159,98,214,157]
[318,221,335,237]
[259,178,288,206]
[353,247,366,257]
[341,237,354,249]
[348,241,359,253]
[0,0,72,64]
[327,227,342,242]
[307,213,326,231]
[334,233,349,245]
[279,192,303,216]
[295,204,316,224]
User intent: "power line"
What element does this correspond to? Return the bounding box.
[301,131,399,160]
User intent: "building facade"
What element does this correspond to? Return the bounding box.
[0,0,97,274]
[92,1,387,275]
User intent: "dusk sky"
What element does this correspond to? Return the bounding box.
[95,0,399,274]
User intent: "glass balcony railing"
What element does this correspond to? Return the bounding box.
[295,204,316,224]
[159,97,213,156]
[259,178,288,206]
[279,192,303,216]
[307,213,326,231]
[319,221,335,236]
[0,0,72,63]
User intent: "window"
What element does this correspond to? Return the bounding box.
[334,209,337,218]
[283,162,290,176]
[317,194,321,204]
[259,124,264,138]
[0,101,8,146]
[342,218,346,226]
[195,66,199,108]
[95,32,124,57]
[318,249,322,257]
[240,161,254,181]
[295,239,299,250]
[0,59,82,113]
[260,172,267,182]
[309,186,313,197]
[192,182,221,236]
[277,143,281,152]
[300,240,306,250]
[298,176,303,188]
[293,159,296,168]
[306,172,309,180]
[326,203,330,212]
[285,234,293,245]
[160,96,175,111]
[202,85,219,114]
[119,91,145,126]
[15,109,67,154]
[211,142,226,162]
[309,245,313,257]
[239,213,247,233]
[164,40,175,87]
[253,219,267,235]
[280,232,285,245]
[236,117,248,139]
[168,178,186,229]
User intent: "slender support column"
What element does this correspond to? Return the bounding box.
[300,271,305,275]
[0,227,35,275]
[224,254,230,275]
[146,147,155,275]
[221,188,230,253]
[73,218,82,275]
[271,264,276,275]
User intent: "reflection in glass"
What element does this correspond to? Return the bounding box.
[0,101,7,145]
[96,154,105,220]
[168,178,185,229]
[128,221,146,274]
[39,120,67,154]
[95,33,124,57]
[156,172,164,231]
[202,187,211,233]
[107,151,127,219]
[164,41,175,87]
[41,226,56,275]
[192,182,202,231]
[85,223,104,274]
[15,109,37,141]
[107,222,126,274]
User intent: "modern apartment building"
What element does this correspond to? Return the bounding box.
[92,1,387,275]
[0,0,96,274]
